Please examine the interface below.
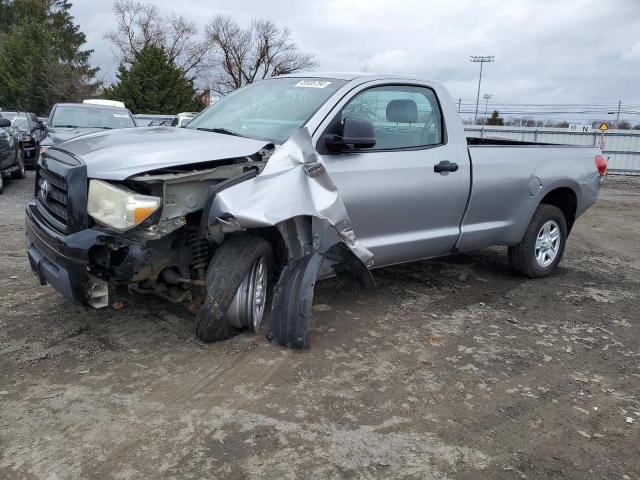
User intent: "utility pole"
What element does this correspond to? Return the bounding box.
[470,55,494,125]
[615,100,621,129]
[458,98,462,113]
[483,93,493,124]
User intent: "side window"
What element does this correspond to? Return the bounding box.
[341,85,443,150]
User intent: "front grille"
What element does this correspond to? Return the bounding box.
[36,165,69,231]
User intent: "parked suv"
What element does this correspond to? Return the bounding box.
[0,117,26,193]
[0,111,45,168]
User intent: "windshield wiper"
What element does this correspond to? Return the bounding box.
[195,127,244,137]
[52,125,79,128]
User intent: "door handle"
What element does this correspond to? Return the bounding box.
[434,160,459,173]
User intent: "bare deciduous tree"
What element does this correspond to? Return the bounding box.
[105,3,317,95]
[104,0,209,79]
[205,15,318,95]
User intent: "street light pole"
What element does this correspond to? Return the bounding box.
[471,55,494,125]
[483,93,493,125]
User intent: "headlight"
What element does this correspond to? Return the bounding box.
[39,145,48,155]
[87,180,161,232]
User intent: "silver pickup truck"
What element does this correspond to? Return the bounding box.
[25,73,607,349]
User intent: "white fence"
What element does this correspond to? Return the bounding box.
[465,125,640,173]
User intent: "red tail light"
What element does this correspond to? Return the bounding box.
[595,155,608,176]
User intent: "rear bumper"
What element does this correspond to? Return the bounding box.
[25,202,100,305]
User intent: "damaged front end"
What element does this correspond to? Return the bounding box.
[205,128,374,349]
[27,128,372,350]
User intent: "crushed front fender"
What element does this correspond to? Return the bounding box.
[207,128,374,349]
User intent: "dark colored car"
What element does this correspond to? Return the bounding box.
[134,114,174,126]
[0,117,26,194]
[0,111,46,168]
[40,103,137,155]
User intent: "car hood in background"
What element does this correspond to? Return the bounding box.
[44,127,113,146]
[50,127,271,180]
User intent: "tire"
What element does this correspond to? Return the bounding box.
[194,235,273,342]
[0,173,4,194]
[12,150,26,179]
[509,204,567,278]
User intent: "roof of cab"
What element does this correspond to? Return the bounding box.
[278,71,436,83]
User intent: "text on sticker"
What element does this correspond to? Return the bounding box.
[295,80,332,89]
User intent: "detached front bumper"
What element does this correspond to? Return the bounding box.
[25,202,105,306]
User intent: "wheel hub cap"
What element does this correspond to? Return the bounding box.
[225,257,268,331]
[535,220,560,268]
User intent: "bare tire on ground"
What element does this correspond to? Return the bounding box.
[509,204,567,278]
[194,235,273,342]
[12,150,26,179]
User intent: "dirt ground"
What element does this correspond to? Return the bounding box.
[0,172,638,480]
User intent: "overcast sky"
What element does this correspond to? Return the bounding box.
[71,0,640,122]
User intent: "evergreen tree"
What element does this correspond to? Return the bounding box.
[486,110,504,126]
[107,44,203,114]
[0,21,56,113]
[0,0,99,113]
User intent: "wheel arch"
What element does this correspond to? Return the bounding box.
[538,187,578,233]
[243,225,289,278]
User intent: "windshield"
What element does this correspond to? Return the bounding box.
[1,113,29,130]
[50,106,136,129]
[186,77,347,143]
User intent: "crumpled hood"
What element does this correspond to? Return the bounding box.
[44,127,110,146]
[51,126,270,180]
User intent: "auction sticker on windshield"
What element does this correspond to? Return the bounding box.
[295,80,332,88]
[112,114,130,118]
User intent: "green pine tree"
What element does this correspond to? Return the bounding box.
[486,110,504,126]
[106,44,203,114]
[0,0,99,113]
[0,21,56,113]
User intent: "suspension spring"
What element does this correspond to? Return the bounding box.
[187,231,209,279]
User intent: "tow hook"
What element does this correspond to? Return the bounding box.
[87,276,109,309]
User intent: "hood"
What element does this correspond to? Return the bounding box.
[44,127,110,146]
[51,126,271,180]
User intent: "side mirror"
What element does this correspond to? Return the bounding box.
[324,117,376,151]
[0,119,11,128]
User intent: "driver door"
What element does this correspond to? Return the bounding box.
[317,84,470,267]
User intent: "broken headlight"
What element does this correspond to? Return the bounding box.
[87,179,161,232]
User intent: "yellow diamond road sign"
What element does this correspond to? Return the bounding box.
[599,122,609,131]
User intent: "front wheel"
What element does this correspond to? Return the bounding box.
[509,204,567,278]
[193,235,273,342]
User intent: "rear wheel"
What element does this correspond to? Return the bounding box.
[12,150,26,179]
[509,204,567,278]
[194,235,273,342]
